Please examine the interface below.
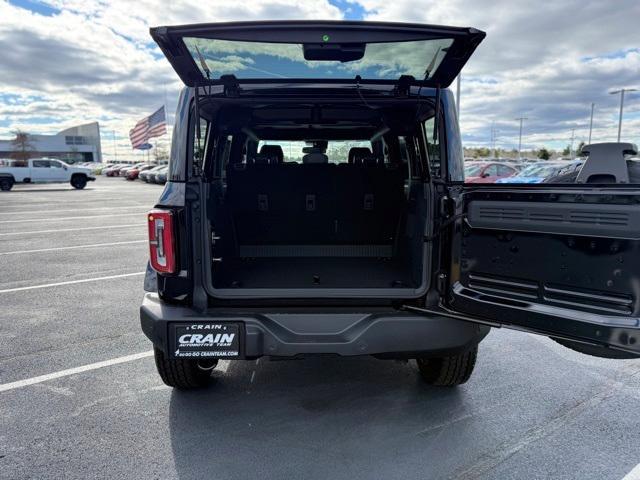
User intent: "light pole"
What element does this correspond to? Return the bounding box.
[609,88,637,142]
[569,128,575,159]
[112,130,118,162]
[515,117,527,159]
[588,102,595,144]
[490,122,499,159]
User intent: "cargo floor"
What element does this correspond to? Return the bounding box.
[212,257,415,289]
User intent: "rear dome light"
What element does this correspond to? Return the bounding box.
[147,209,176,274]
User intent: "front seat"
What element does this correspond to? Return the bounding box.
[259,144,284,164]
[348,147,373,164]
[302,150,328,164]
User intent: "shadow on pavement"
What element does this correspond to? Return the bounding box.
[169,356,468,480]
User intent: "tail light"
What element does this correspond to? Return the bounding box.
[147,209,176,274]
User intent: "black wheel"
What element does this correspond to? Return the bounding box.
[71,175,87,189]
[416,346,478,386]
[0,177,13,191]
[153,347,218,389]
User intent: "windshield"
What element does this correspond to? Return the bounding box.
[517,164,551,177]
[183,37,453,80]
[464,164,484,176]
[517,164,562,177]
[258,140,372,163]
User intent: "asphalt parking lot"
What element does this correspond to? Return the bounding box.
[1,176,639,480]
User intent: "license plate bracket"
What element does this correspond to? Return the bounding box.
[169,322,242,359]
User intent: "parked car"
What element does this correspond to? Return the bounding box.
[104,164,127,176]
[464,162,519,183]
[148,165,168,184]
[119,163,145,178]
[141,20,639,391]
[0,157,95,190]
[154,166,168,184]
[495,161,580,184]
[126,164,154,180]
[140,165,165,182]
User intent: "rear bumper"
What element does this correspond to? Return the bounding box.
[140,293,490,358]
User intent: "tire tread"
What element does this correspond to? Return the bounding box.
[416,347,478,386]
[154,348,211,389]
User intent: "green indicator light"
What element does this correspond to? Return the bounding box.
[322,34,330,42]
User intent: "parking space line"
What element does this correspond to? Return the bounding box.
[0,213,143,224]
[0,351,154,393]
[622,463,640,480]
[0,271,145,294]
[0,240,146,256]
[0,224,143,236]
[0,206,149,216]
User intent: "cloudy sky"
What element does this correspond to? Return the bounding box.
[0,0,638,160]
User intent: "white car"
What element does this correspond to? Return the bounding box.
[0,158,95,191]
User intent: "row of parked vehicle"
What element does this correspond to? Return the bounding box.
[463,158,585,184]
[101,163,168,184]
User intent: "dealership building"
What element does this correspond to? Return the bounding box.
[0,122,103,163]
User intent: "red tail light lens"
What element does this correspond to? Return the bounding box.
[147,209,176,274]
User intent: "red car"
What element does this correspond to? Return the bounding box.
[465,162,519,183]
[125,164,154,180]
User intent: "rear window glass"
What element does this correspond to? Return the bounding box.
[183,38,453,81]
[257,140,372,164]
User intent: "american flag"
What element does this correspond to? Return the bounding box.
[129,106,167,149]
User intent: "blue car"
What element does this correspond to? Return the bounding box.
[496,161,580,184]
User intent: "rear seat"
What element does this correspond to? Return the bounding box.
[226,145,405,249]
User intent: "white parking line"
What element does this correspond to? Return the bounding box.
[0,213,144,224]
[0,271,145,294]
[0,240,146,256]
[0,205,149,216]
[622,463,640,480]
[0,351,154,393]
[0,224,143,236]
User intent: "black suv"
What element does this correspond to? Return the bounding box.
[141,21,640,389]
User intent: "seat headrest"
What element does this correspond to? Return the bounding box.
[361,155,382,166]
[348,147,373,164]
[302,152,328,164]
[250,153,277,165]
[259,145,284,163]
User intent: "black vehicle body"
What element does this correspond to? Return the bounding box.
[141,21,640,388]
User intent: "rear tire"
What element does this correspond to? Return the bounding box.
[71,175,87,189]
[153,347,217,389]
[416,346,478,386]
[0,177,13,191]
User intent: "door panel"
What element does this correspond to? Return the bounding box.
[446,187,640,357]
[31,160,53,182]
[47,160,67,181]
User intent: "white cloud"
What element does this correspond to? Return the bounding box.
[0,0,342,160]
[0,0,637,159]
[350,0,640,148]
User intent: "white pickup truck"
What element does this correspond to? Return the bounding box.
[0,158,95,191]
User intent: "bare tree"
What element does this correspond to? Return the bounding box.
[153,144,169,164]
[10,130,36,163]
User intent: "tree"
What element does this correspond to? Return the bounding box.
[537,148,551,160]
[576,141,586,156]
[476,147,491,158]
[153,144,169,163]
[10,129,36,163]
[562,145,571,156]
